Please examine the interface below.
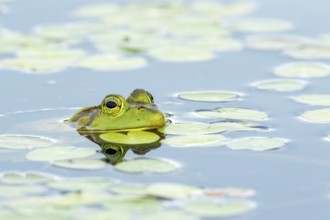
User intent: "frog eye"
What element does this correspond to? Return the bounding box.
[146,91,154,103]
[102,95,125,115]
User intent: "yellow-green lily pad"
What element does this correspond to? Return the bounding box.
[114,158,179,173]
[196,108,269,121]
[300,109,330,123]
[48,178,114,191]
[100,131,160,145]
[178,91,240,102]
[252,79,307,92]
[285,44,330,59]
[231,18,293,33]
[0,134,55,150]
[161,134,226,147]
[52,158,106,170]
[146,183,202,199]
[17,49,86,61]
[292,94,330,106]
[76,54,147,71]
[26,146,96,161]
[184,200,256,217]
[0,185,46,197]
[227,137,287,151]
[274,62,330,78]
[0,172,57,185]
[245,34,311,51]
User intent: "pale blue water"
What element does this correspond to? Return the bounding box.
[0,0,330,219]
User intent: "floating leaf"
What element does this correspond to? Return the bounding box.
[274,62,330,78]
[0,172,57,185]
[148,46,215,62]
[192,38,243,52]
[300,109,330,123]
[26,146,96,161]
[52,158,106,170]
[114,158,179,173]
[162,134,226,147]
[184,200,256,217]
[245,34,311,51]
[231,18,293,33]
[227,137,287,151]
[73,4,122,17]
[76,54,147,71]
[0,185,46,197]
[146,183,202,199]
[285,43,330,59]
[252,79,306,92]
[48,178,114,191]
[100,131,160,145]
[197,108,268,121]
[292,94,330,106]
[178,91,240,102]
[0,134,55,150]
[17,49,86,61]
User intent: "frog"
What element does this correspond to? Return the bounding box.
[66,89,166,133]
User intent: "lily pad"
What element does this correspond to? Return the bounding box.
[159,121,262,135]
[146,183,202,199]
[26,146,96,161]
[274,62,330,78]
[161,134,226,147]
[196,108,269,121]
[52,158,106,170]
[76,54,147,71]
[17,49,86,61]
[0,134,55,150]
[252,79,307,92]
[285,43,330,59]
[48,178,114,191]
[245,34,311,51]
[226,137,287,151]
[231,18,293,33]
[184,200,256,217]
[114,158,179,173]
[292,94,330,106]
[178,91,240,102]
[0,185,46,197]
[0,172,57,185]
[100,131,160,145]
[300,109,330,123]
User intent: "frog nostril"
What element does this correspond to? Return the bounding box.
[104,148,118,155]
[137,107,145,110]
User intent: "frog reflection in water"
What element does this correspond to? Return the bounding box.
[67,89,166,133]
[67,89,166,163]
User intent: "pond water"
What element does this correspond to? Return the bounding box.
[0,0,330,219]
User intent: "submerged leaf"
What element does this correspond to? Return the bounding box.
[146,183,202,199]
[162,134,226,147]
[227,137,287,151]
[197,108,268,121]
[231,18,293,33]
[114,158,179,173]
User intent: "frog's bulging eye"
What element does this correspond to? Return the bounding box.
[106,101,117,109]
[147,92,154,103]
[102,95,126,116]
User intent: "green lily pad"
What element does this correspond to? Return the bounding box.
[148,46,215,62]
[76,54,147,71]
[231,18,293,33]
[245,34,311,51]
[252,79,307,92]
[146,183,202,199]
[285,43,330,59]
[114,158,179,173]
[184,200,256,217]
[274,62,330,78]
[26,146,96,161]
[159,121,262,135]
[161,134,226,147]
[300,109,330,123]
[100,131,160,145]
[292,94,330,106]
[17,49,86,61]
[52,158,106,170]
[196,108,269,121]
[48,178,114,191]
[0,134,55,150]
[178,91,240,102]
[0,172,57,185]
[0,185,46,197]
[0,58,71,74]
[226,137,287,151]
